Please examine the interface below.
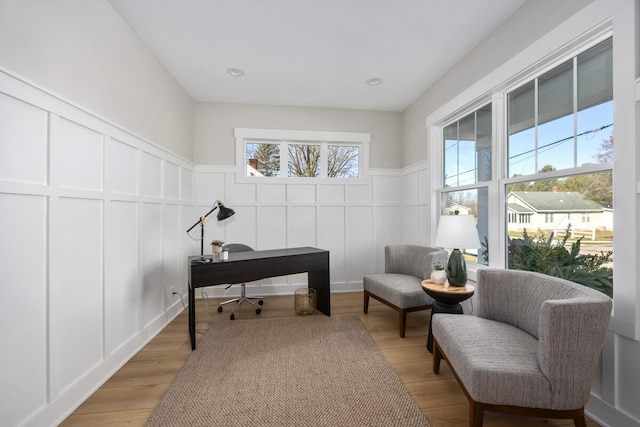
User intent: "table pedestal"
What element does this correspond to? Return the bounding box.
[422,280,475,353]
[426,301,464,352]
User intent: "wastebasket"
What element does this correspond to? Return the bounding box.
[294,288,316,316]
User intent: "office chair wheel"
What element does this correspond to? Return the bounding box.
[256,308,262,315]
[230,313,235,320]
[217,306,223,313]
[258,300,264,306]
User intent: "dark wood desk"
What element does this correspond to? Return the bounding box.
[188,247,330,349]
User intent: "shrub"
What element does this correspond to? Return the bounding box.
[508,225,613,297]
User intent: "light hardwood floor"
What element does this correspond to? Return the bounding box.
[60,292,602,427]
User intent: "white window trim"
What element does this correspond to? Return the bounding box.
[234,128,370,184]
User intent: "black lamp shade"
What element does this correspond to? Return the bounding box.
[216,204,235,221]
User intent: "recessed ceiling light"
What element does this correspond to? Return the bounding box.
[366,78,382,86]
[227,68,245,77]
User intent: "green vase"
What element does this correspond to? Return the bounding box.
[446,249,467,287]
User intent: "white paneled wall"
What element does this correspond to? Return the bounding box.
[0,71,194,427]
[194,163,431,297]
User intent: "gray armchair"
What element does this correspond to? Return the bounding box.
[363,245,448,337]
[432,268,612,427]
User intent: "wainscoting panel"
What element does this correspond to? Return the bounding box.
[288,184,316,203]
[374,205,402,269]
[346,206,375,284]
[224,205,258,249]
[58,118,104,191]
[0,93,48,185]
[0,194,48,427]
[107,138,139,195]
[180,167,194,202]
[261,183,286,202]
[287,206,316,248]
[50,197,104,398]
[105,200,139,355]
[346,182,372,203]
[318,205,347,284]
[257,205,288,250]
[142,152,163,198]
[318,183,345,203]
[373,174,400,204]
[197,171,226,204]
[162,203,182,309]
[164,161,180,201]
[140,202,164,328]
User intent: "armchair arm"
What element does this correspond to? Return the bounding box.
[537,298,612,410]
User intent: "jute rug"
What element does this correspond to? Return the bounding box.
[145,315,430,426]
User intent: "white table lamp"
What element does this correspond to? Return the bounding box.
[434,214,481,286]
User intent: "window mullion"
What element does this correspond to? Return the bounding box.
[320,143,328,178]
[573,56,578,168]
[280,141,288,177]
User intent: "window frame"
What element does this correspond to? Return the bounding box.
[235,128,370,184]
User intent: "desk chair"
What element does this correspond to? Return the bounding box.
[217,244,264,320]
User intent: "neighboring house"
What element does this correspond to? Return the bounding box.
[507,191,608,236]
[443,203,471,216]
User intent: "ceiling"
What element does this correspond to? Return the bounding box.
[108,0,528,112]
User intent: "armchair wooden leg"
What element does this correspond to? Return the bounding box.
[399,310,407,338]
[573,416,587,427]
[470,401,484,427]
[432,338,442,374]
[363,292,369,313]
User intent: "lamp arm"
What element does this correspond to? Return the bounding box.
[185,200,221,233]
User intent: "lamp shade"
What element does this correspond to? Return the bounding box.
[434,215,481,250]
[216,202,235,221]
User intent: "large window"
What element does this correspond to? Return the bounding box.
[437,37,613,296]
[505,38,613,296]
[441,105,492,265]
[236,129,369,182]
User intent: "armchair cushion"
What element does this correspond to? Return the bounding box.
[363,273,433,309]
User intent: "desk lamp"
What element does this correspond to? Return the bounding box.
[186,200,235,264]
[434,212,480,287]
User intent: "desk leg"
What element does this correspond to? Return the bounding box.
[427,301,463,353]
[189,283,196,350]
[308,269,330,316]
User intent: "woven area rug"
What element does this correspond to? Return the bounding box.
[145,315,430,426]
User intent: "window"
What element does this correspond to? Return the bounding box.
[435,37,613,297]
[444,104,492,187]
[440,105,492,265]
[246,142,280,177]
[235,128,370,182]
[508,38,613,177]
[505,38,613,296]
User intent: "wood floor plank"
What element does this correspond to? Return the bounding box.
[59,292,602,427]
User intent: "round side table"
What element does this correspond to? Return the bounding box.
[422,280,475,353]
